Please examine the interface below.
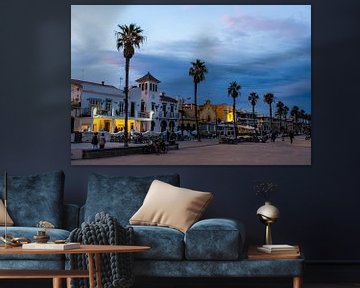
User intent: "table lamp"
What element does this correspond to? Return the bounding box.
[256,201,280,245]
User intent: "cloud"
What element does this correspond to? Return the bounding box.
[72,42,310,113]
[71,5,311,114]
[221,12,309,40]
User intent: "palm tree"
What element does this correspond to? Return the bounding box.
[304,113,312,134]
[248,92,259,128]
[283,105,289,130]
[276,101,285,132]
[290,105,300,133]
[304,113,311,126]
[264,93,274,130]
[116,23,145,147]
[189,59,208,141]
[227,81,241,139]
[298,109,306,133]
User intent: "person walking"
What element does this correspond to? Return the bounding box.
[289,130,294,144]
[91,132,99,149]
[271,130,277,142]
[99,132,106,149]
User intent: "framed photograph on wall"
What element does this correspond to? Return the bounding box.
[70,5,311,165]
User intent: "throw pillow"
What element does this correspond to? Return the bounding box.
[0,170,64,227]
[0,199,14,226]
[130,180,213,233]
[84,174,180,225]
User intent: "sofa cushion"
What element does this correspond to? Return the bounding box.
[84,174,180,225]
[0,226,70,261]
[130,225,184,260]
[0,199,14,226]
[130,180,213,233]
[184,218,245,260]
[0,171,64,227]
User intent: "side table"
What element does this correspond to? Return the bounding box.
[0,244,150,288]
[247,245,303,288]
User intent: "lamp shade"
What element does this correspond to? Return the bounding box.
[256,201,280,221]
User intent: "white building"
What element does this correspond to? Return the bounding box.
[71,79,126,133]
[135,72,179,132]
[71,72,180,134]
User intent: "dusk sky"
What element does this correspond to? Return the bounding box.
[71,5,311,114]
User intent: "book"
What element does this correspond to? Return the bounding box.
[257,244,299,254]
[22,242,80,250]
[248,245,300,260]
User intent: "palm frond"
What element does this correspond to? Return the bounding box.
[227,81,241,99]
[189,59,208,83]
[115,23,146,52]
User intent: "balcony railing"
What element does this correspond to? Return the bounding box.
[74,108,180,119]
[72,108,91,117]
[158,112,179,119]
[137,112,151,118]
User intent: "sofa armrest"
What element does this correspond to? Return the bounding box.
[184,218,245,260]
[63,204,80,231]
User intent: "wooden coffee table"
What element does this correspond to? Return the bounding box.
[0,244,150,288]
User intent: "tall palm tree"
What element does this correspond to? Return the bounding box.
[283,105,289,131]
[290,105,300,133]
[304,113,311,125]
[264,93,274,130]
[276,101,285,131]
[299,109,306,133]
[116,23,145,147]
[227,81,241,139]
[299,109,305,123]
[248,92,259,128]
[189,59,208,141]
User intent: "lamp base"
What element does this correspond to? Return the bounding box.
[265,223,272,245]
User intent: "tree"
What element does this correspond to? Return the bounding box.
[290,105,300,133]
[248,92,259,128]
[227,81,241,139]
[116,23,145,147]
[276,101,285,131]
[298,109,306,133]
[264,93,274,130]
[189,59,208,141]
[283,105,289,130]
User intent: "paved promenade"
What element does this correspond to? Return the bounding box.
[71,136,311,165]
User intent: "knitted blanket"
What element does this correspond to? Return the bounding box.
[68,212,135,288]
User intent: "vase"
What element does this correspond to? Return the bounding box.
[256,201,280,245]
[33,230,50,243]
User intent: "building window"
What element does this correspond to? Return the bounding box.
[119,101,124,114]
[89,99,101,111]
[141,100,146,112]
[141,83,144,91]
[162,103,167,117]
[150,83,153,91]
[145,83,148,90]
[130,102,135,117]
[105,99,112,112]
